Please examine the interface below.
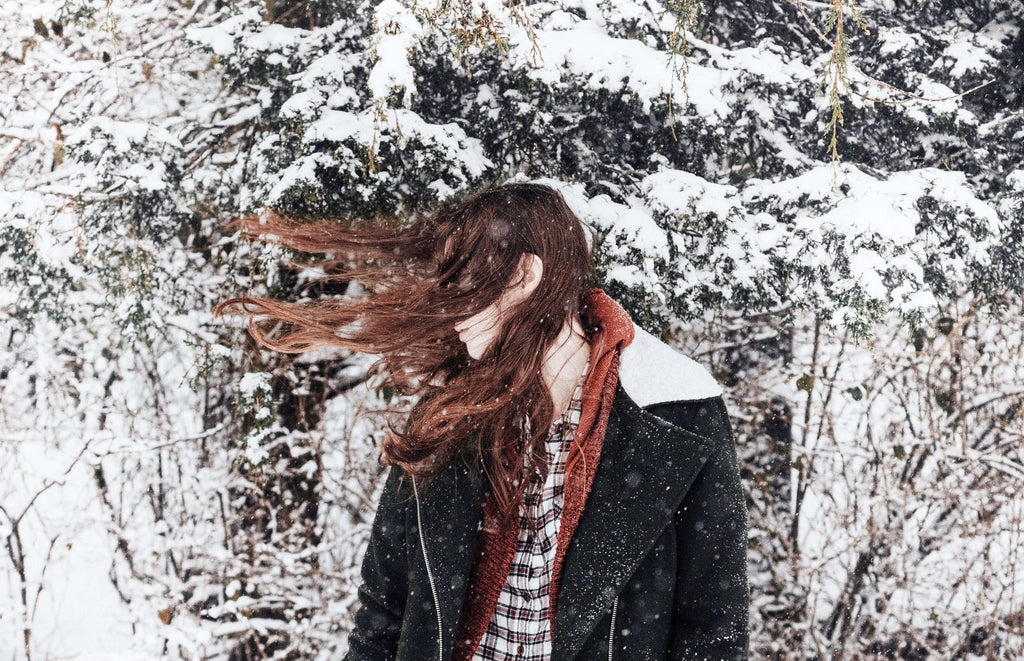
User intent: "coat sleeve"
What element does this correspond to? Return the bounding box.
[647,396,750,660]
[344,465,410,660]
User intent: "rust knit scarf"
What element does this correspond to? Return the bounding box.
[452,288,635,660]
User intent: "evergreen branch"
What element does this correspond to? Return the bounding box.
[663,0,704,140]
[815,0,867,174]
[785,0,987,106]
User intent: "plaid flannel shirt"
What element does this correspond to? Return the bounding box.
[471,361,589,661]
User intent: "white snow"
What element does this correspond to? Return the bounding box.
[368,0,424,107]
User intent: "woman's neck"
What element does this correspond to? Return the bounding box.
[541,315,591,419]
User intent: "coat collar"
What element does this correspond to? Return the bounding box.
[618,322,722,406]
[414,381,716,660]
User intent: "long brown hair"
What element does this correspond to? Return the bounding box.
[215,183,597,516]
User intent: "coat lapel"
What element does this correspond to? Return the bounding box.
[552,384,715,660]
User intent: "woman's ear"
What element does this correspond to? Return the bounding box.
[508,253,543,302]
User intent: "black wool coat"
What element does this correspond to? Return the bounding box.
[344,325,750,661]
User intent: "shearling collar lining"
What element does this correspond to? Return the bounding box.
[618,322,723,406]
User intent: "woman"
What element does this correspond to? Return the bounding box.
[217,183,749,660]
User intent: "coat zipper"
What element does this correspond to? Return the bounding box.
[608,594,618,661]
[412,478,444,661]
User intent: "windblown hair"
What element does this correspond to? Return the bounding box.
[214,183,597,517]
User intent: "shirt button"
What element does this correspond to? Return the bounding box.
[517,643,525,655]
